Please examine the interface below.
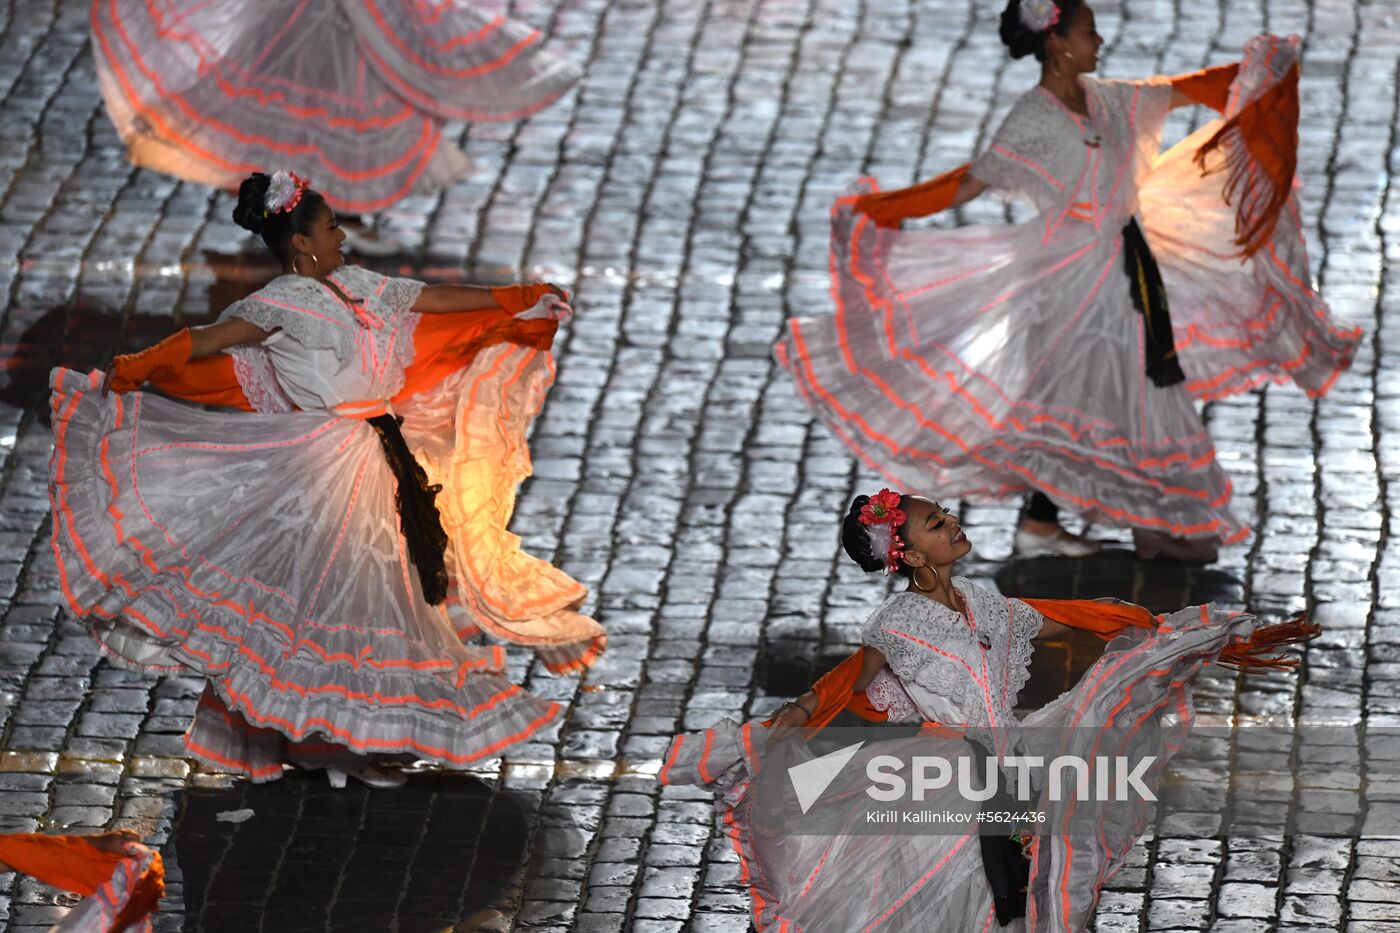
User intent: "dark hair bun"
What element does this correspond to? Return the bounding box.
[232,173,272,235]
[999,0,1076,61]
[840,496,886,574]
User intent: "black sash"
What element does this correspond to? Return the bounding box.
[967,738,1032,926]
[367,413,450,605]
[1121,217,1185,388]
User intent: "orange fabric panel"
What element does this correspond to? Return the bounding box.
[1026,597,1318,671]
[488,282,558,314]
[758,647,890,730]
[108,328,192,394]
[1170,62,1241,113]
[808,647,885,727]
[852,164,971,228]
[145,307,557,411]
[148,354,254,411]
[391,309,557,405]
[0,834,127,896]
[1194,62,1300,258]
[1022,598,1158,640]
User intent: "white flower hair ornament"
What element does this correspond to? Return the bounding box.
[1018,0,1061,33]
[263,170,310,217]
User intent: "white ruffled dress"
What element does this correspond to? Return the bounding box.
[49,265,603,779]
[777,36,1360,543]
[662,580,1257,931]
[92,0,581,212]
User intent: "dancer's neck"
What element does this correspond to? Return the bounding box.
[906,572,964,615]
[1039,73,1089,115]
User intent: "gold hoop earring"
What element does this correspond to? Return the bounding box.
[912,565,940,592]
[291,252,319,278]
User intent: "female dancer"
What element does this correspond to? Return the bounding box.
[662,491,1314,929]
[49,171,605,785]
[776,1,1360,563]
[92,0,580,249]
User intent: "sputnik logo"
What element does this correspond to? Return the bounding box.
[786,741,865,814]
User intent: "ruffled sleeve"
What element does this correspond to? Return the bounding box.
[968,96,1041,197]
[997,598,1043,708]
[1116,76,1175,149]
[1086,76,1175,173]
[217,276,354,362]
[332,264,425,327]
[862,596,980,725]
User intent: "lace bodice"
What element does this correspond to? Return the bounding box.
[861,582,1041,730]
[218,265,424,412]
[969,77,1174,226]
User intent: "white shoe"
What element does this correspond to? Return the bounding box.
[1013,526,1101,558]
[341,225,402,257]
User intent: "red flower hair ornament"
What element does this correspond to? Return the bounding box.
[858,489,907,574]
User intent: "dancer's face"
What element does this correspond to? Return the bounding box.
[898,497,972,571]
[1048,4,1103,75]
[290,204,347,277]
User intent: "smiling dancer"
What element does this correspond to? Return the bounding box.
[91,0,580,250]
[49,171,605,786]
[663,491,1315,929]
[776,1,1360,564]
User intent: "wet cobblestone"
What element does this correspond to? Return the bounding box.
[0,0,1397,930]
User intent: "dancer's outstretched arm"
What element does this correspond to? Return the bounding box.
[950,174,988,208]
[1033,617,1070,640]
[102,318,270,396]
[853,164,982,228]
[413,283,567,314]
[772,646,889,729]
[187,318,271,357]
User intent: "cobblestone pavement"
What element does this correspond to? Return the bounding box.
[0,0,1396,930]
